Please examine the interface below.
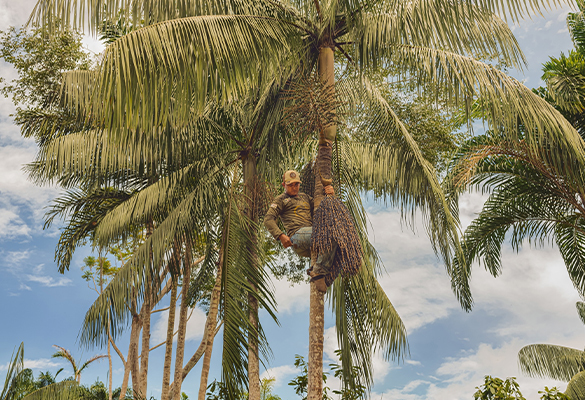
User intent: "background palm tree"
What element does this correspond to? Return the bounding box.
[518,301,585,400]
[51,346,107,384]
[444,2,585,302]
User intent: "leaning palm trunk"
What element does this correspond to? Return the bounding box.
[171,241,195,400]
[162,240,182,400]
[308,45,336,400]
[161,280,178,400]
[196,242,225,400]
[243,154,260,400]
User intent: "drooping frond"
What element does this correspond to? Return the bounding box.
[518,344,585,381]
[339,74,470,308]
[79,15,299,131]
[1,343,24,400]
[388,45,585,164]
[219,186,278,398]
[28,0,284,33]
[43,188,132,272]
[326,142,408,390]
[349,4,525,70]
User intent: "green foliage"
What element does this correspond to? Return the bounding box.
[0,25,90,110]
[288,355,330,400]
[539,387,570,400]
[473,376,526,400]
[288,353,366,400]
[259,378,281,400]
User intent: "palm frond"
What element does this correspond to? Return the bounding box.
[350,5,525,69]
[78,15,299,131]
[21,382,79,400]
[519,344,585,381]
[1,343,24,400]
[388,45,585,164]
[566,369,585,400]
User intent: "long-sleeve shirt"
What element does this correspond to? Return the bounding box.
[264,192,314,240]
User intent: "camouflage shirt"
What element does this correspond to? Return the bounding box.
[264,192,314,240]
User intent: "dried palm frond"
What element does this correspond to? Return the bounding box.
[312,194,363,286]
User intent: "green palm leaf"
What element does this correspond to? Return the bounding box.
[519,344,585,381]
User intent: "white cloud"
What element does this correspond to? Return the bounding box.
[405,360,422,366]
[426,340,568,400]
[260,364,298,387]
[0,357,61,371]
[26,274,72,287]
[273,277,310,314]
[152,306,208,344]
[0,208,31,238]
[5,250,31,264]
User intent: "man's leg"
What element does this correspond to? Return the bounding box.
[290,227,312,258]
[312,241,338,277]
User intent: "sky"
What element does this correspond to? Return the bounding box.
[0,1,582,400]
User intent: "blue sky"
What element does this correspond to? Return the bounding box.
[0,2,583,399]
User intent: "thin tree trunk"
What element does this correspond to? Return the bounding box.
[161,281,178,400]
[308,45,336,400]
[196,249,225,400]
[129,304,142,397]
[139,219,155,397]
[108,319,113,400]
[139,277,152,397]
[243,154,260,400]
[117,334,130,400]
[161,240,183,400]
[170,241,194,400]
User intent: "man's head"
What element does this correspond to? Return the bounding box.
[283,170,301,196]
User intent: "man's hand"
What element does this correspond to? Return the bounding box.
[324,185,334,195]
[279,234,293,248]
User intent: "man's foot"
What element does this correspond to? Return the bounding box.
[310,275,327,293]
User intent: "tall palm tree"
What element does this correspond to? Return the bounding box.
[27,0,585,398]
[518,301,585,400]
[51,346,107,384]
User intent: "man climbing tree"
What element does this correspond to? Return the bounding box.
[264,169,335,292]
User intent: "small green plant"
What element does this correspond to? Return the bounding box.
[539,387,570,400]
[473,376,525,400]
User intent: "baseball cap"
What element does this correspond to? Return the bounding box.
[283,170,302,185]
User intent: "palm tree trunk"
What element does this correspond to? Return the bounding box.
[243,153,260,400]
[170,241,196,400]
[162,240,182,400]
[196,250,225,400]
[161,280,178,400]
[139,219,155,397]
[117,335,130,400]
[107,318,113,400]
[308,45,336,400]
[129,299,142,396]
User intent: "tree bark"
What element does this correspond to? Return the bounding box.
[243,153,260,400]
[108,319,113,400]
[161,240,183,400]
[139,219,155,397]
[161,280,177,400]
[196,251,224,400]
[170,241,194,400]
[129,305,142,397]
[307,45,336,400]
